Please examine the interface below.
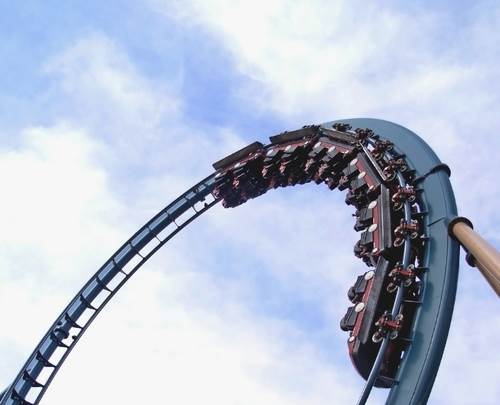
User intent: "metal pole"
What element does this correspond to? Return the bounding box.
[449,217,500,296]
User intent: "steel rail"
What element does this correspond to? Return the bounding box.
[327,119,459,405]
[211,125,425,403]
[355,156,414,404]
[1,175,219,405]
[1,118,460,405]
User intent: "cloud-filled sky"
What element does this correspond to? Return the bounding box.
[1,1,499,404]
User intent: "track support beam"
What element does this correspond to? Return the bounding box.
[449,217,500,296]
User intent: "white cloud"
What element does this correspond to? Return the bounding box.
[42,268,362,405]
[150,2,500,403]
[0,125,367,403]
[155,0,500,231]
[43,33,180,133]
[0,123,123,382]
[41,32,253,185]
[0,124,121,278]
[431,287,500,404]
[3,2,500,403]
[155,1,457,118]
[0,32,376,405]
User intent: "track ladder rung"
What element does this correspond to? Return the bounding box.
[95,276,112,292]
[112,259,128,275]
[49,331,69,348]
[11,388,34,405]
[377,375,399,387]
[130,245,144,259]
[22,371,45,388]
[79,294,97,310]
[404,299,422,305]
[35,351,55,368]
[415,266,429,273]
[64,313,83,329]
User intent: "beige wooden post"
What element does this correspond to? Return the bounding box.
[449,217,500,296]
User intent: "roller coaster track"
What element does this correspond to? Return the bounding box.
[0,118,459,405]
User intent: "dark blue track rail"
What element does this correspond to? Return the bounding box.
[1,119,460,405]
[328,119,460,404]
[0,175,219,405]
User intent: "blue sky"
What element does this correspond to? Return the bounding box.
[1,1,499,404]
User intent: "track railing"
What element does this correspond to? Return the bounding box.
[1,118,460,405]
[1,176,218,405]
